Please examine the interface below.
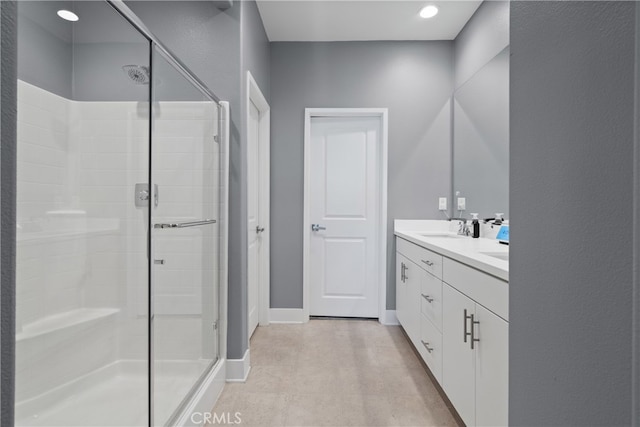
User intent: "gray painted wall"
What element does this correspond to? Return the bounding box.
[454,0,509,90]
[235,0,270,353]
[1,1,17,424]
[17,6,71,99]
[270,41,453,309]
[510,1,635,424]
[17,1,150,102]
[635,6,640,424]
[242,0,270,102]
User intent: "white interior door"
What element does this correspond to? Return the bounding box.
[247,100,261,337]
[309,116,380,317]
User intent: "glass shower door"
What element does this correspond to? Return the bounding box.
[150,46,220,426]
[14,2,151,425]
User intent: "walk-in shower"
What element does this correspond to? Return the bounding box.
[14,1,228,425]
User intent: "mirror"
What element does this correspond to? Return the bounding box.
[453,47,509,219]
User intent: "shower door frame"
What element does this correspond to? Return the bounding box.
[105,2,228,425]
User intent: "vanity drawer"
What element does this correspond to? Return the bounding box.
[397,238,443,279]
[419,313,443,385]
[421,271,442,332]
[443,257,509,321]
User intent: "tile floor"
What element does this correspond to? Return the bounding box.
[211,319,459,426]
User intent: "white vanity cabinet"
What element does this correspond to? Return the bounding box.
[395,251,421,346]
[442,282,508,427]
[395,235,508,427]
[396,238,444,383]
[442,257,509,427]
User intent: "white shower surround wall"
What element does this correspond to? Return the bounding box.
[15,80,224,426]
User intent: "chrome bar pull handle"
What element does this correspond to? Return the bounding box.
[154,219,216,229]
[421,340,434,353]
[470,314,480,350]
[400,263,405,282]
[463,309,472,343]
[422,294,434,303]
[421,259,434,267]
[311,224,326,232]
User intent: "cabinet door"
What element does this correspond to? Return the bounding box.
[404,260,422,346]
[395,253,407,326]
[442,283,476,426]
[475,304,509,426]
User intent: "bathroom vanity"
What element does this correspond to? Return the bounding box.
[395,220,509,427]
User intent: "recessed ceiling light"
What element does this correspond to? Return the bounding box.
[419,5,439,19]
[57,10,79,22]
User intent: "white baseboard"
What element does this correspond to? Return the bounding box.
[380,310,399,325]
[175,359,226,427]
[225,349,251,382]
[269,308,306,323]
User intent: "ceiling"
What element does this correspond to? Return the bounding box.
[256,0,483,42]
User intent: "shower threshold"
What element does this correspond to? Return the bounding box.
[16,359,213,427]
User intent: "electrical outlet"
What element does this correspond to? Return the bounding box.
[439,197,447,211]
[457,197,466,211]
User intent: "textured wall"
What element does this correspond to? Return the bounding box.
[510,1,635,424]
[1,1,17,425]
[234,0,271,354]
[635,6,640,424]
[270,41,454,309]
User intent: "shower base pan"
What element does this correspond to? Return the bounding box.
[16,358,222,427]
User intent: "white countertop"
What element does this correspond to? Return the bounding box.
[394,220,509,282]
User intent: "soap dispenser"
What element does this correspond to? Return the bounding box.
[471,213,480,238]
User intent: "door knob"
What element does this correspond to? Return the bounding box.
[256,226,265,233]
[311,224,326,232]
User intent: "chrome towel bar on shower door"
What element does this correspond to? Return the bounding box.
[153,219,217,229]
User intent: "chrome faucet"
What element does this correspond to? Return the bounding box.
[450,217,470,236]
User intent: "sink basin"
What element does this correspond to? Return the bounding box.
[480,251,509,261]
[418,233,464,239]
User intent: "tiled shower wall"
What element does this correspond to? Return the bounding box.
[16,80,221,401]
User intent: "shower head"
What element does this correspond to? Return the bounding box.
[122,65,150,85]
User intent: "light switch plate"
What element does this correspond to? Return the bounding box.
[439,197,447,211]
[457,197,466,211]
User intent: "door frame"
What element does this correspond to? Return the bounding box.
[246,71,270,331]
[302,108,388,322]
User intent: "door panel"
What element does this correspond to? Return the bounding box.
[405,262,423,346]
[442,283,476,426]
[247,101,260,336]
[325,131,367,217]
[475,304,509,426]
[323,238,367,296]
[151,47,219,426]
[309,116,380,317]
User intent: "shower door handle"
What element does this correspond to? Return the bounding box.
[154,219,217,229]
